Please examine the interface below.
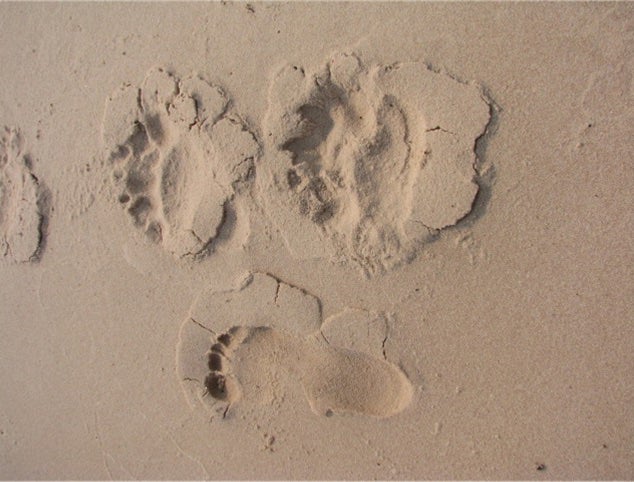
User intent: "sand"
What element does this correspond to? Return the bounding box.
[262,51,491,275]
[0,127,47,263]
[0,2,632,480]
[103,67,258,257]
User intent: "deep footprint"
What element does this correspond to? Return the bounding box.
[176,273,413,418]
[262,52,492,274]
[102,67,259,258]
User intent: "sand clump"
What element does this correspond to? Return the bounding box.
[102,67,260,259]
[262,52,491,275]
[0,127,47,263]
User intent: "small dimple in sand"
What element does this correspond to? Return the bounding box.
[262,52,491,275]
[0,127,46,263]
[176,273,413,419]
[102,67,260,259]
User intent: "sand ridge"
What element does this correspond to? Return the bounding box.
[102,67,260,259]
[261,51,492,275]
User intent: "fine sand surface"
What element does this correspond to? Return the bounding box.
[0,2,632,480]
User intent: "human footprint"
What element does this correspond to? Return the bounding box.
[262,52,491,274]
[0,127,47,263]
[176,273,413,418]
[102,67,259,258]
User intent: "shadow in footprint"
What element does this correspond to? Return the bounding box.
[283,104,334,167]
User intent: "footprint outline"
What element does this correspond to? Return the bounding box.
[176,272,414,419]
[102,66,260,259]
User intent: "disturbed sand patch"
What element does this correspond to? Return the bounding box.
[102,67,259,259]
[262,52,491,275]
[176,273,412,419]
[0,127,48,263]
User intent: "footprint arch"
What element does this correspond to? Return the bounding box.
[176,272,413,419]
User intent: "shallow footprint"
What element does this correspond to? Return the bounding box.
[102,67,259,258]
[176,273,412,418]
[0,127,47,263]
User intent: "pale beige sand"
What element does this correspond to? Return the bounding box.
[262,52,490,275]
[177,273,412,418]
[0,127,47,263]
[103,67,259,258]
[0,2,633,480]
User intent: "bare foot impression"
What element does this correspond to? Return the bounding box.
[176,273,413,419]
[0,127,47,263]
[102,67,260,258]
[261,52,492,274]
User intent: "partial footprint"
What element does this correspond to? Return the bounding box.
[176,273,412,419]
[0,127,48,263]
[102,67,260,258]
[261,52,492,274]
